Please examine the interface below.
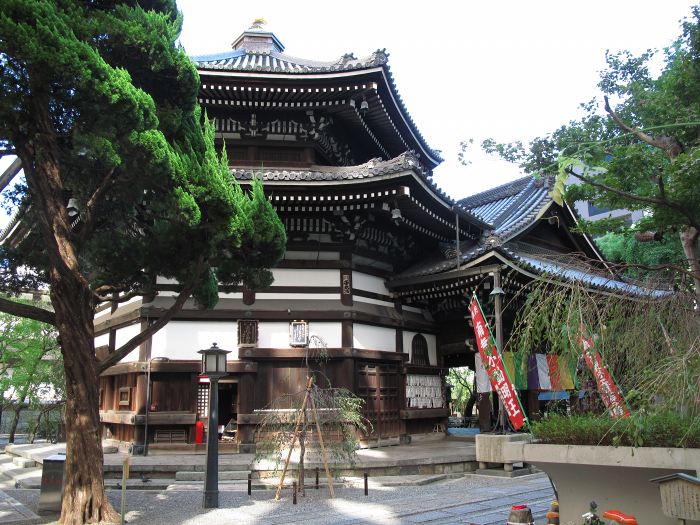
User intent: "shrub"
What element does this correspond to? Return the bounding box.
[531,412,699,448]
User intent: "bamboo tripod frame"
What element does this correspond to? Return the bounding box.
[275,376,335,500]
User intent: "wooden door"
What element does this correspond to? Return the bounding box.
[356,362,401,438]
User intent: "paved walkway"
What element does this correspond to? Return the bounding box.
[6,472,554,525]
[0,490,39,525]
[3,438,477,481]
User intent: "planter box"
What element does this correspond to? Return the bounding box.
[476,433,531,471]
[503,443,700,525]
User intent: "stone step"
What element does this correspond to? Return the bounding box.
[104,479,174,491]
[175,470,251,481]
[11,457,36,468]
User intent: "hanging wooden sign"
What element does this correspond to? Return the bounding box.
[289,320,309,347]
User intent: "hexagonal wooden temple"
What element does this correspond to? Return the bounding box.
[93,21,645,454]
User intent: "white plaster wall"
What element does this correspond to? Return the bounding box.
[353,324,395,352]
[256,293,340,301]
[271,268,338,287]
[308,322,342,348]
[95,333,110,348]
[256,321,341,348]
[116,324,141,362]
[354,296,394,308]
[352,272,390,295]
[94,308,111,323]
[403,331,437,366]
[150,321,238,361]
[258,322,292,348]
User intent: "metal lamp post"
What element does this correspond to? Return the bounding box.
[198,342,230,509]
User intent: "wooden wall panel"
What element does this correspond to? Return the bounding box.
[150,373,196,412]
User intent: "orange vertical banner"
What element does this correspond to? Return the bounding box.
[469,296,526,430]
[579,323,630,419]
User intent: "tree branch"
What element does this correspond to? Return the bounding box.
[0,296,56,326]
[93,289,147,304]
[78,167,117,243]
[567,168,700,231]
[97,272,201,373]
[611,261,700,282]
[604,96,683,159]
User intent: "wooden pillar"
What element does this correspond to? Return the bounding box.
[134,371,148,452]
[478,393,492,431]
[527,390,540,421]
[237,372,256,454]
[342,320,353,350]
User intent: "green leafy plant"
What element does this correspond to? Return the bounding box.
[532,412,700,448]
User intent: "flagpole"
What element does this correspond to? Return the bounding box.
[472,292,530,432]
[493,269,506,433]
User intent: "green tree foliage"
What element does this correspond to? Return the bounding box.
[446,367,474,417]
[596,231,686,279]
[0,297,64,443]
[0,1,285,523]
[468,7,700,300]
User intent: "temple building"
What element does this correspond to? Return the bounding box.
[94,21,647,453]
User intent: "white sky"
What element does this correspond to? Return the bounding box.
[1,1,696,228]
[178,0,696,199]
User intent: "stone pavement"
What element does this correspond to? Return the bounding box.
[2,437,478,487]
[0,489,39,525]
[6,472,554,525]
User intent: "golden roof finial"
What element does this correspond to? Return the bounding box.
[250,18,267,30]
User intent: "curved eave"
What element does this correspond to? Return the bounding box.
[195,63,442,171]
[390,248,671,300]
[232,156,486,240]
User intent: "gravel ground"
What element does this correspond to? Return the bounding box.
[6,473,554,525]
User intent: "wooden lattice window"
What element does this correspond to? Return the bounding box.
[197,384,209,419]
[118,387,131,407]
[411,334,429,366]
[238,320,258,347]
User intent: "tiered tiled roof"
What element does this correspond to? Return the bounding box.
[503,242,670,297]
[192,48,389,74]
[193,21,442,169]
[231,152,424,183]
[459,175,552,241]
[390,175,671,297]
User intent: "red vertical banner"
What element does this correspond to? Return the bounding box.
[579,323,630,419]
[469,296,526,430]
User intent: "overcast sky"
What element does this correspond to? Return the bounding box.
[1,1,696,229]
[177,0,696,199]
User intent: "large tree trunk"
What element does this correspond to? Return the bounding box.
[680,227,700,305]
[18,78,118,524]
[51,275,119,525]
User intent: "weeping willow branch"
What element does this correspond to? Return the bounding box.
[505,273,699,424]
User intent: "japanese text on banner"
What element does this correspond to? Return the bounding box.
[469,297,525,430]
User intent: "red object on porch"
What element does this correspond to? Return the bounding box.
[195,420,204,444]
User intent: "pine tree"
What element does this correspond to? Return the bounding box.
[0,2,286,523]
